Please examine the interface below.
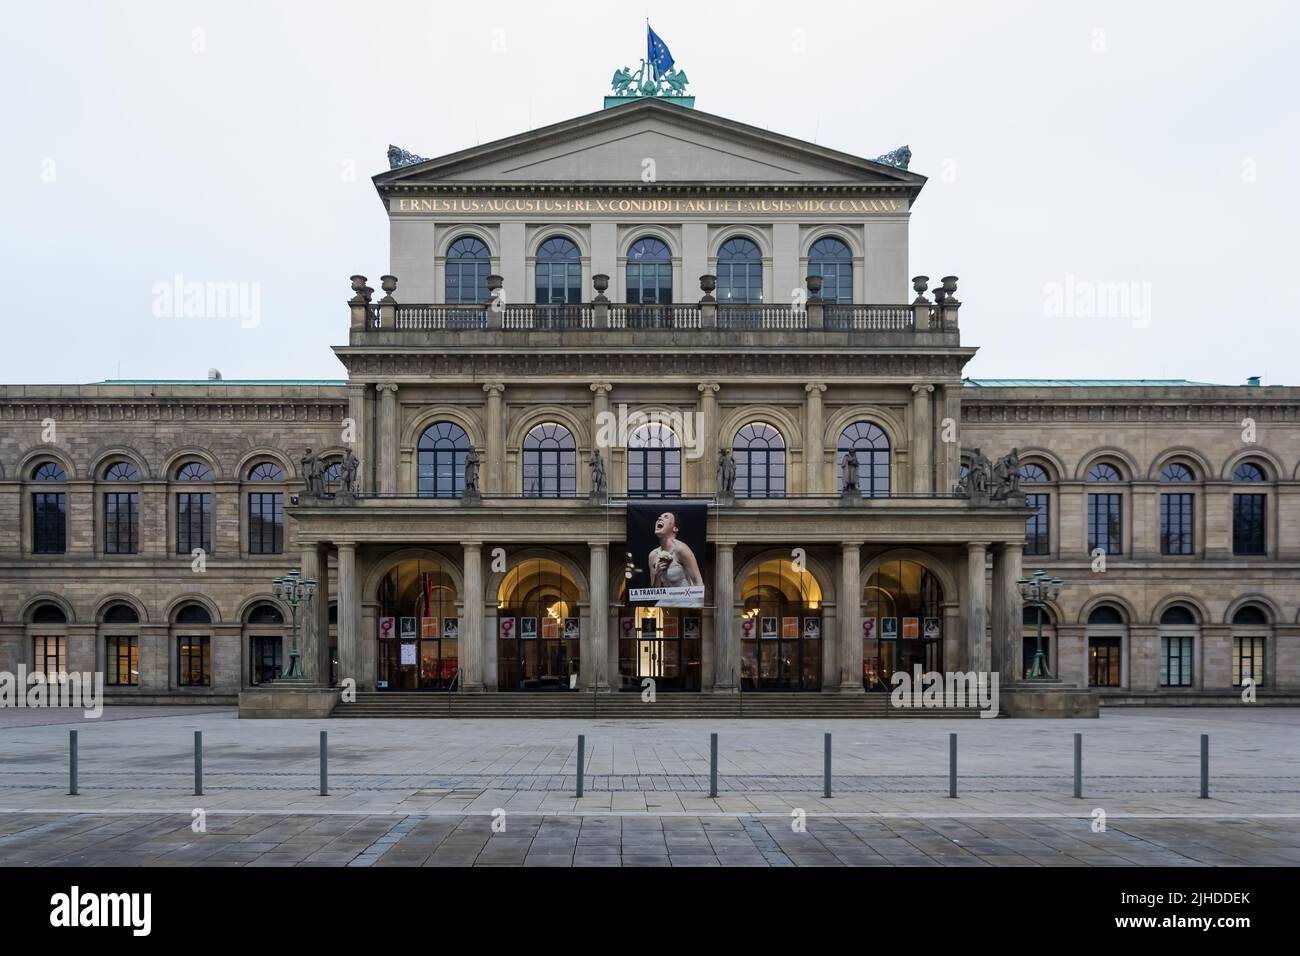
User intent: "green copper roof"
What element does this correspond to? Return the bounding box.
[95,379,347,386]
[963,378,1219,387]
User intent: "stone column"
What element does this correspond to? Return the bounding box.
[461,542,484,692]
[299,545,322,682]
[698,383,720,494]
[839,541,863,692]
[712,542,736,691]
[337,542,358,689]
[315,543,332,682]
[346,383,368,493]
[378,383,399,495]
[483,383,505,494]
[588,542,609,691]
[910,384,934,495]
[804,383,825,494]
[966,543,989,676]
[991,542,1023,681]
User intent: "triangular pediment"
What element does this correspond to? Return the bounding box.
[375,99,923,191]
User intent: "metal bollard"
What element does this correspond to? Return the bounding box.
[948,733,957,798]
[709,733,718,798]
[69,730,78,796]
[320,730,328,796]
[195,730,204,797]
[576,734,585,798]
[1073,732,1082,799]
[1200,734,1209,799]
[823,732,832,798]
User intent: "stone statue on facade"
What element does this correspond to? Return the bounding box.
[991,447,1022,501]
[716,448,736,498]
[301,448,326,499]
[340,448,359,500]
[874,145,912,170]
[386,144,429,170]
[841,449,861,498]
[464,448,481,500]
[589,449,608,501]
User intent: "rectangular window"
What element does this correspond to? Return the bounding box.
[1233,636,1265,687]
[1232,493,1266,555]
[1024,493,1050,555]
[248,492,284,554]
[250,636,283,685]
[33,635,67,680]
[1087,493,1122,555]
[178,635,211,687]
[104,492,139,554]
[1159,492,1194,555]
[32,492,67,554]
[1087,636,1121,687]
[1160,635,1194,687]
[106,635,139,686]
[177,492,213,554]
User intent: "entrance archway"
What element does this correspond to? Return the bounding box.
[376,558,459,690]
[739,557,823,691]
[497,558,580,690]
[862,559,945,690]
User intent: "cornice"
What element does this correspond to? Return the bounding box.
[0,400,346,423]
[962,402,1300,424]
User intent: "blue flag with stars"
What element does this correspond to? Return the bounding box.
[647,24,675,80]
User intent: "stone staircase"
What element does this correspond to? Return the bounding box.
[334,691,985,719]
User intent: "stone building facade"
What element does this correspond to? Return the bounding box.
[1,99,1296,707]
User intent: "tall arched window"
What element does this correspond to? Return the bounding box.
[1020,463,1051,555]
[1232,460,1268,555]
[1159,461,1195,555]
[418,422,470,498]
[837,422,890,497]
[1158,604,1198,688]
[808,236,853,304]
[246,602,286,685]
[102,603,139,687]
[626,237,672,304]
[1086,461,1123,556]
[862,559,944,689]
[246,461,286,555]
[174,602,213,687]
[1232,604,1270,687]
[522,423,576,498]
[716,237,763,304]
[31,461,68,555]
[175,460,214,556]
[627,422,681,498]
[30,603,68,681]
[733,422,785,498]
[1086,605,1125,688]
[102,460,140,555]
[445,236,491,305]
[534,236,582,305]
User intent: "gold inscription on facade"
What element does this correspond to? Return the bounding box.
[393,197,905,214]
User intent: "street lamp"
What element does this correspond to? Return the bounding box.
[1016,568,1062,680]
[271,568,317,681]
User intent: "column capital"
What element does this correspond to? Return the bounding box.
[461,540,483,553]
[346,382,370,394]
[967,541,989,553]
[589,382,613,395]
[587,540,609,551]
[994,540,1024,555]
[377,383,399,394]
[482,382,505,396]
[697,382,720,395]
[839,540,865,551]
[911,383,935,394]
[805,382,827,394]
[336,541,357,554]
[714,540,735,553]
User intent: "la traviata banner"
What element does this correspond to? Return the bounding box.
[626,502,707,609]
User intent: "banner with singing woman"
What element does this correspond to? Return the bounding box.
[625,502,707,608]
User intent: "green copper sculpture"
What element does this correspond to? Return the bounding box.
[605,60,694,108]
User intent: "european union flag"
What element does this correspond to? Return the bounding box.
[647,23,675,80]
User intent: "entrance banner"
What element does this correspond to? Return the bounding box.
[881,617,898,640]
[626,501,706,608]
[379,616,396,640]
[499,617,517,640]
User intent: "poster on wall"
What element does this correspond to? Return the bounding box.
[924,618,941,640]
[902,617,919,639]
[683,618,700,640]
[421,617,439,638]
[379,617,396,640]
[803,618,821,640]
[499,618,517,640]
[619,618,634,641]
[782,617,799,639]
[881,617,898,640]
[399,617,417,639]
[760,617,778,639]
[563,618,580,640]
[542,617,560,639]
[520,617,538,640]
[861,618,877,641]
[443,618,460,640]
[626,501,707,608]
[399,642,417,666]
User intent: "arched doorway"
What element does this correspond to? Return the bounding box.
[739,558,823,691]
[376,558,459,690]
[497,558,580,691]
[614,581,703,692]
[862,559,944,690]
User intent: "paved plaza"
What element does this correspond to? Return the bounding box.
[1,706,1299,866]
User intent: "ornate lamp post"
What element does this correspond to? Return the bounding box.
[1016,568,1062,680]
[272,568,317,681]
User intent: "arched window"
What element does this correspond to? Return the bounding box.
[445,235,491,305]
[1232,461,1267,556]
[740,558,824,691]
[246,462,285,554]
[1232,604,1270,688]
[175,461,214,556]
[377,558,461,690]
[626,237,672,304]
[837,422,890,497]
[418,421,470,498]
[1159,462,1195,555]
[103,603,139,624]
[862,558,944,689]
[627,422,681,498]
[522,423,576,498]
[733,422,785,498]
[176,461,213,481]
[247,603,284,625]
[1020,463,1051,555]
[245,602,285,684]
[1086,605,1125,688]
[32,604,67,624]
[808,236,853,304]
[535,236,582,305]
[102,603,139,686]
[174,603,212,687]
[30,603,68,680]
[175,603,212,625]
[716,237,763,304]
[1158,604,1198,688]
[31,461,67,555]
[1086,462,1123,556]
[102,461,140,555]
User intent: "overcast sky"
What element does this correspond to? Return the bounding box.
[2,0,1297,385]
